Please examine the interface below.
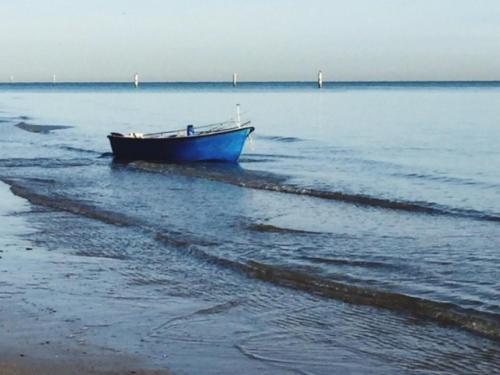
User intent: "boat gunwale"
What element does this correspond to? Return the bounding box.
[108,125,254,142]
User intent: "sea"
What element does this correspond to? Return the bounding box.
[0,82,499,374]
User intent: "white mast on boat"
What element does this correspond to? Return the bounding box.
[52,74,57,84]
[233,72,238,87]
[134,73,139,87]
[236,104,241,127]
[317,70,323,88]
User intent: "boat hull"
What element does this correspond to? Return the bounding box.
[108,126,254,162]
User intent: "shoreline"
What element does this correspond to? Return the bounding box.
[0,181,171,375]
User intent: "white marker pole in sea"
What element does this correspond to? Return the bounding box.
[318,70,323,89]
[52,74,57,84]
[134,73,139,88]
[233,72,238,87]
[9,76,14,84]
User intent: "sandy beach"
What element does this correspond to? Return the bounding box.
[0,355,169,375]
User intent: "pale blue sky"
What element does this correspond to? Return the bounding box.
[1,0,500,82]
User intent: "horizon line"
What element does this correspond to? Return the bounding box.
[2,80,500,85]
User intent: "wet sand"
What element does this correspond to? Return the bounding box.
[0,325,170,375]
[0,355,169,375]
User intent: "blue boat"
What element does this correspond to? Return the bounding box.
[108,121,254,162]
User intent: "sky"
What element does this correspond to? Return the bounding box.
[1,0,500,82]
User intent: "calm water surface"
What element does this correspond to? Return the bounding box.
[0,82,499,374]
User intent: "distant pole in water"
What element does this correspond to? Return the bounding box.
[52,74,56,84]
[9,76,14,84]
[134,73,139,87]
[236,104,241,127]
[233,72,238,87]
[317,70,323,88]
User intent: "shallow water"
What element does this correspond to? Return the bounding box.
[0,82,499,373]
